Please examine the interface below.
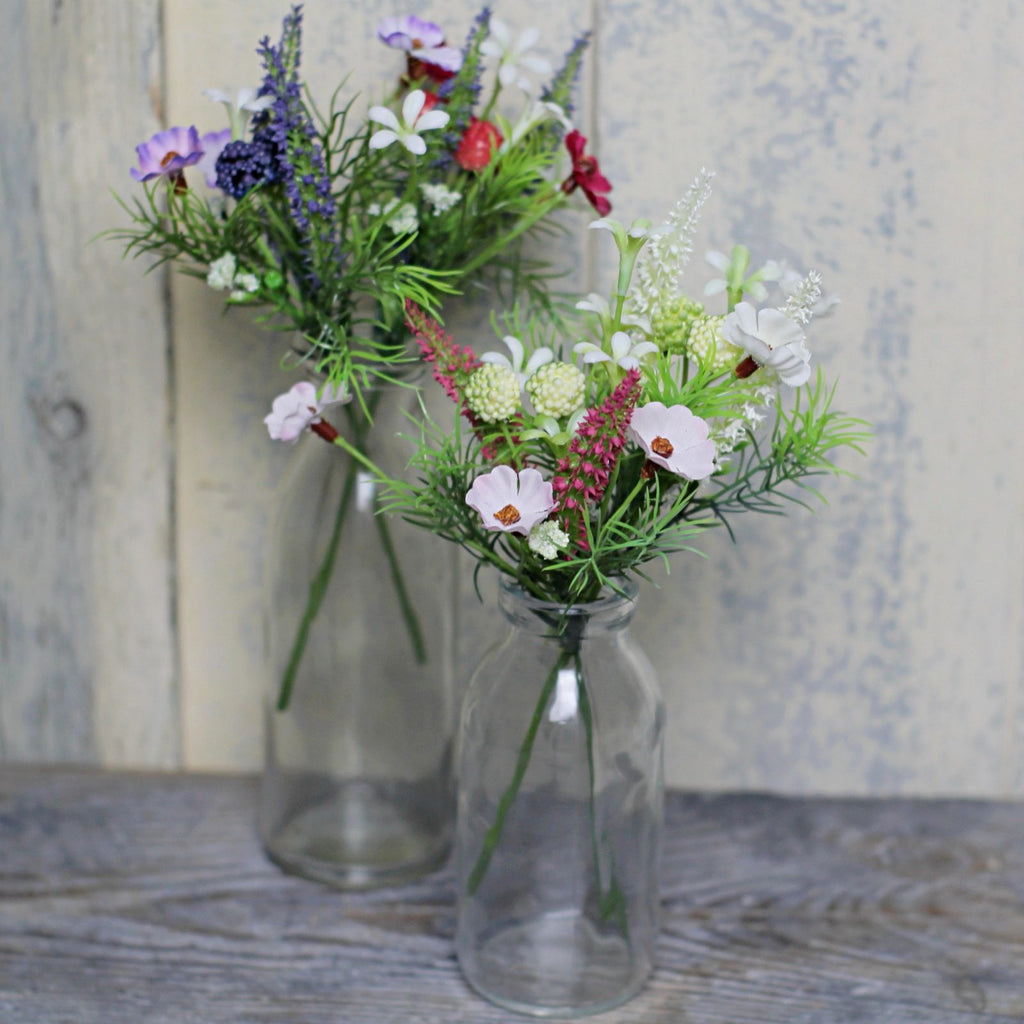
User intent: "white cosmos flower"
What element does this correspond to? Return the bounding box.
[574,331,658,371]
[480,19,552,92]
[368,90,449,156]
[721,301,812,387]
[480,335,553,386]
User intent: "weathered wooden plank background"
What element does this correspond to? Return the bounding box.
[2,0,1022,793]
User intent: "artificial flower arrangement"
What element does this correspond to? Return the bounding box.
[112,5,614,712]
[376,168,866,607]
[276,167,868,1012]
[112,4,607,402]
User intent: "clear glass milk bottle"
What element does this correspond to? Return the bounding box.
[259,379,458,888]
[455,578,664,1017]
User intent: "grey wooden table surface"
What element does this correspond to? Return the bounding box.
[2,767,1023,1024]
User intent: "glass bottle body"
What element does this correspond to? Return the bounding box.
[455,579,664,1017]
[259,384,457,888]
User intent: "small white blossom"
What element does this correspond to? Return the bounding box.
[528,520,570,561]
[229,272,260,301]
[204,86,274,139]
[503,99,571,147]
[206,253,237,292]
[419,182,462,215]
[368,90,449,156]
[480,19,552,93]
[369,198,419,235]
[480,335,553,386]
[574,331,658,371]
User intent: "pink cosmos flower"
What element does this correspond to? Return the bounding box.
[264,381,348,443]
[628,402,717,481]
[466,465,555,535]
[130,126,203,182]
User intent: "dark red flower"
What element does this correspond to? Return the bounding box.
[561,129,612,216]
[455,118,504,172]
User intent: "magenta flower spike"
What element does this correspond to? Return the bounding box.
[130,126,204,182]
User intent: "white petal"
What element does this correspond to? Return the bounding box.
[415,110,450,132]
[500,335,525,370]
[575,293,609,315]
[480,39,504,58]
[402,134,427,156]
[610,332,632,359]
[705,249,731,272]
[204,87,232,105]
[401,90,427,126]
[368,106,400,131]
[704,278,727,296]
[524,347,554,376]
[517,26,541,52]
[369,129,399,150]
[588,218,616,234]
[480,351,513,369]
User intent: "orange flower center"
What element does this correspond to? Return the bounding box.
[494,503,521,526]
[160,150,181,168]
[651,436,674,457]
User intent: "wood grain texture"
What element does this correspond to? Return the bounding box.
[2,767,1024,1023]
[0,2,177,765]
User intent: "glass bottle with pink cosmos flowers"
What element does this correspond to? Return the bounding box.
[376,170,869,1014]
[110,5,613,889]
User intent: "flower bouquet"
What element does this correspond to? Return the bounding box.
[353,169,869,1013]
[113,5,601,399]
[110,4,611,889]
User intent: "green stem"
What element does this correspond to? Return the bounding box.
[276,455,359,711]
[373,509,427,664]
[276,392,429,708]
[576,653,628,933]
[467,648,571,895]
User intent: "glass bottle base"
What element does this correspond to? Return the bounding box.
[458,909,651,1018]
[260,777,452,889]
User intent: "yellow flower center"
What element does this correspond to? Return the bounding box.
[494,503,521,527]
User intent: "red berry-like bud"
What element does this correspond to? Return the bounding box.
[455,118,503,172]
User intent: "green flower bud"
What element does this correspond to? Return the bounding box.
[651,297,705,354]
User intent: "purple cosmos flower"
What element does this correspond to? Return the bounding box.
[466,465,555,535]
[628,401,717,481]
[264,381,348,443]
[377,15,463,72]
[196,129,232,188]
[130,126,203,182]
